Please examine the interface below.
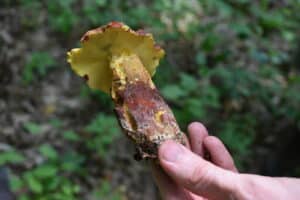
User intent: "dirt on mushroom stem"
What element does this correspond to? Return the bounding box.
[110,52,186,160]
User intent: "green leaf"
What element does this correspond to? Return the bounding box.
[259,12,284,30]
[180,73,198,92]
[47,177,60,190]
[230,23,252,39]
[85,114,120,157]
[61,151,85,172]
[10,175,24,191]
[19,195,30,200]
[24,173,43,193]
[24,122,42,135]
[282,31,295,42]
[85,114,119,136]
[33,165,58,178]
[95,0,107,6]
[23,52,56,83]
[62,184,73,195]
[39,144,58,160]
[63,130,80,141]
[202,34,220,52]
[49,119,63,128]
[161,85,186,101]
[0,150,25,165]
[195,52,207,66]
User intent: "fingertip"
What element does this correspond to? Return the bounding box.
[188,122,209,156]
[159,140,186,164]
[158,140,177,156]
[188,122,208,136]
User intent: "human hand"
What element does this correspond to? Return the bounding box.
[152,122,300,200]
[152,122,238,200]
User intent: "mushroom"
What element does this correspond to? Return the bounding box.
[67,21,185,159]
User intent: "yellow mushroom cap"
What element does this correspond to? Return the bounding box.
[67,21,165,94]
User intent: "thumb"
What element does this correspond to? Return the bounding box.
[158,140,239,200]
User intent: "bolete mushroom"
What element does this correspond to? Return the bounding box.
[67,21,185,159]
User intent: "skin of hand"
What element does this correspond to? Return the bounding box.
[151,122,300,200]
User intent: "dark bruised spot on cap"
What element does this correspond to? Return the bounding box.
[81,35,89,42]
[137,29,147,36]
[83,74,89,81]
[154,44,161,50]
[110,21,123,28]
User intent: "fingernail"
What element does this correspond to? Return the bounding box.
[161,142,184,163]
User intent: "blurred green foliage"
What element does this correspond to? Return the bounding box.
[92,181,124,200]
[10,113,120,199]
[23,52,56,84]
[4,0,299,199]
[0,150,25,166]
[23,122,43,135]
[84,114,120,157]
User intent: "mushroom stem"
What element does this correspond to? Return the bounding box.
[110,52,185,159]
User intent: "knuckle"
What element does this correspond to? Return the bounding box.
[186,162,211,188]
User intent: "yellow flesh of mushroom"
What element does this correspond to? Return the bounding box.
[67,27,164,94]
